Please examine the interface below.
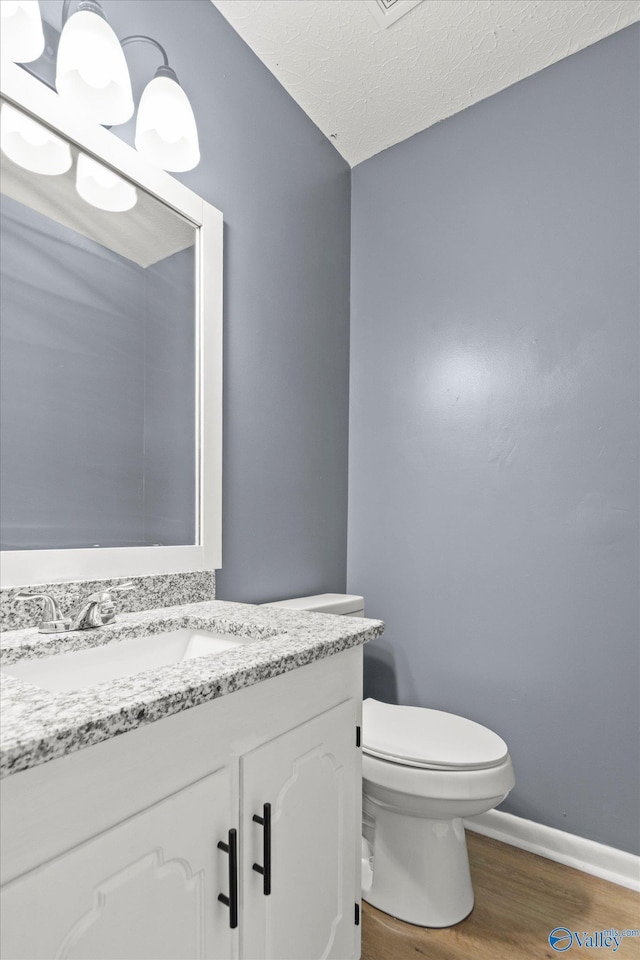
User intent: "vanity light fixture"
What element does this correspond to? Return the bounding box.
[75,151,137,211]
[126,36,200,173]
[55,0,134,126]
[7,0,201,172]
[0,0,45,64]
[0,102,72,174]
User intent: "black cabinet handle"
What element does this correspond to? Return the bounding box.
[217,828,238,928]
[252,802,271,895]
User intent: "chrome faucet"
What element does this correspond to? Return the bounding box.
[14,583,136,633]
[13,592,69,634]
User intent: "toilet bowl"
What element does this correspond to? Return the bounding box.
[262,594,515,928]
[361,697,514,927]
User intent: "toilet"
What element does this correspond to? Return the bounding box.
[262,593,515,928]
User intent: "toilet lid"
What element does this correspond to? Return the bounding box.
[362,699,509,770]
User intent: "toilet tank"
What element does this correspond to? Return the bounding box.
[262,593,365,617]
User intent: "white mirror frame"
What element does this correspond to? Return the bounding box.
[0,61,222,587]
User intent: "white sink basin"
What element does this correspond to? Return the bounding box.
[1,628,247,693]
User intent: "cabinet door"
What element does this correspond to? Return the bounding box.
[0,767,237,960]
[241,699,359,960]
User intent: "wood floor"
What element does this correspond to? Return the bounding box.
[361,832,640,960]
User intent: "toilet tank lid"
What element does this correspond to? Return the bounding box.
[362,699,509,770]
[262,593,364,615]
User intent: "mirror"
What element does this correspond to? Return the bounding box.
[1,102,198,551]
[0,62,222,586]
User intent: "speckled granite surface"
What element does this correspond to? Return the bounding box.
[0,571,216,632]
[0,599,383,779]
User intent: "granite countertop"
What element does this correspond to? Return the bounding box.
[0,599,384,779]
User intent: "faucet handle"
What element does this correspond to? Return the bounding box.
[86,582,137,627]
[99,582,136,606]
[14,592,70,634]
[80,582,137,604]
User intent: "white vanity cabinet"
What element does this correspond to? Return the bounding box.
[0,647,363,960]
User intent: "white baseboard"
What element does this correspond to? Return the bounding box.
[464,810,640,892]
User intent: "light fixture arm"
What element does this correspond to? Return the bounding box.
[58,5,178,83]
[59,3,172,72]
[121,36,181,86]
[121,35,170,69]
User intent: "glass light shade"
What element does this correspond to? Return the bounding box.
[0,0,45,63]
[135,74,200,172]
[56,9,134,125]
[75,152,137,212]
[1,104,72,175]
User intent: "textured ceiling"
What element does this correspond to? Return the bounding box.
[212,0,640,166]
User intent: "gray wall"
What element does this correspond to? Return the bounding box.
[91,0,352,602]
[348,25,639,854]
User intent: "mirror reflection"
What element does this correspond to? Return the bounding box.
[0,100,198,551]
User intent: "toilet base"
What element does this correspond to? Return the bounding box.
[363,804,475,927]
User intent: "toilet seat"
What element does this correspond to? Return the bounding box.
[362,698,508,771]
